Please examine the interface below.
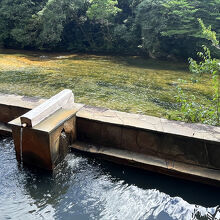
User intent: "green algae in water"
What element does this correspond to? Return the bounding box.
[0,49,214,121]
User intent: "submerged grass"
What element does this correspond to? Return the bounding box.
[0,49,214,120]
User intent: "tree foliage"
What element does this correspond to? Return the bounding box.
[0,0,219,58]
[198,18,219,49]
[87,0,121,21]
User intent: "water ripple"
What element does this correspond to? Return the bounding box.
[0,138,219,220]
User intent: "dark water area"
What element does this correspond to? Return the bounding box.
[0,138,220,220]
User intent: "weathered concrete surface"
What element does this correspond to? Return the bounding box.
[0,93,46,123]
[76,106,220,171]
[76,105,220,142]
[71,141,220,186]
[9,104,84,170]
[21,89,74,127]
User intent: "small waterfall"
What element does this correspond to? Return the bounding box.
[19,123,26,164]
[20,126,23,164]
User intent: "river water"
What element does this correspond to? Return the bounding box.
[0,138,219,220]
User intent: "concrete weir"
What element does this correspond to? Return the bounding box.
[8,90,84,170]
[0,92,220,186]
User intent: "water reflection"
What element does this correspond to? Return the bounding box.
[0,138,219,220]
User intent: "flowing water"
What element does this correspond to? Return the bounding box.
[20,127,23,164]
[0,138,220,220]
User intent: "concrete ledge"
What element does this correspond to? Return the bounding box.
[0,93,46,109]
[71,141,220,187]
[0,93,46,123]
[20,89,74,127]
[76,105,220,142]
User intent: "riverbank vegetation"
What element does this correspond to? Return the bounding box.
[172,20,220,126]
[0,0,219,59]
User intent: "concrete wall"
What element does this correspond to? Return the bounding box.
[76,106,220,171]
[0,93,220,173]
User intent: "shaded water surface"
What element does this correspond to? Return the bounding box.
[0,138,219,220]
